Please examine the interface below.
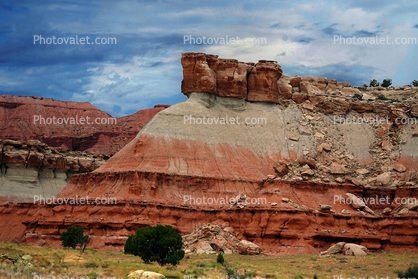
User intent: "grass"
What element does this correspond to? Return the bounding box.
[0,243,417,279]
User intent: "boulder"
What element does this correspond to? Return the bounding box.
[392,164,406,173]
[128,270,165,279]
[319,242,346,255]
[292,92,308,103]
[330,163,349,174]
[376,172,393,186]
[343,243,367,256]
[300,76,328,95]
[237,240,262,255]
[273,160,289,176]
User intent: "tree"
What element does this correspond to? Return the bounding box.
[369,79,379,87]
[381,78,392,87]
[124,224,184,266]
[412,80,418,87]
[217,252,225,265]
[60,226,89,252]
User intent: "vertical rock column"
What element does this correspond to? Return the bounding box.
[181,52,218,95]
[246,60,283,103]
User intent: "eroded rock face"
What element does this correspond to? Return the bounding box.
[182,223,261,255]
[181,53,217,95]
[0,139,106,202]
[216,59,249,99]
[247,61,282,103]
[2,52,418,257]
[181,53,282,103]
[0,95,169,155]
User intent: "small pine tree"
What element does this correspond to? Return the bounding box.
[217,252,225,265]
[412,80,418,87]
[314,274,318,279]
[60,226,89,252]
[381,78,392,87]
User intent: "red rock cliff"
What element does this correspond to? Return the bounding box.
[1,53,418,255]
[0,95,169,155]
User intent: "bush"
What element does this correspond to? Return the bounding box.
[124,224,184,266]
[382,78,392,87]
[60,226,89,252]
[369,79,380,87]
[396,263,418,279]
[412,80,418,87]
[314,275,318,279]
[217,252,225,265]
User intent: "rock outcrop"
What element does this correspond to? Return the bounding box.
[320,242,367,256]
[182,223,261,255]
[1,52,418,256]
[181,53,283,103]
[0,95,169,155]
[0,139,106,202]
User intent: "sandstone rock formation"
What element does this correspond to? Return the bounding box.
[1,52,418,256]
[182,223,261,255]
[181,53,283,102]
[0,95,169,155]
[320,242,367,256]
[0,139,106,202]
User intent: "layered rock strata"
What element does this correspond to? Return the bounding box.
[1,53,418,255]
[0,139,106,202]
[0,95,169,155]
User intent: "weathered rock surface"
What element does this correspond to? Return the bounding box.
[1,52,418,256]
[182,223,261,255]
[0,139,106,202]
[181,53,283,103]
[320,242,367,256]
[0,95,169,155]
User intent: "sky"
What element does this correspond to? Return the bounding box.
[1,0,417,116]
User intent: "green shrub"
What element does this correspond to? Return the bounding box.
[59,226,89,252]
[217,253,225,265]
[314,275,318,279]
[369,79,379,87]
[396,263,418,279]
[382,78,392,87]
[124,224,184,266]
[412,80,418,87]
[86,272,98,279]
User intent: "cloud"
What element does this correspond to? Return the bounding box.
[328,7,382,34]
[294,36,315,44]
